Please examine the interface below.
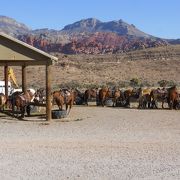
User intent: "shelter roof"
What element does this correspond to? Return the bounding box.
[0,32,58,66]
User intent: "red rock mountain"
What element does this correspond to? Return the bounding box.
[0,16,171,54]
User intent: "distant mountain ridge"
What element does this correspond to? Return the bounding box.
[0,15,30,35]
[0,15,177,54]
[61,18,151,38]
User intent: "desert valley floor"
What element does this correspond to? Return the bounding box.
[0,106,180,179]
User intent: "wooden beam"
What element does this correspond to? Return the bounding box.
[22,65,27,92]
[46,63,52,121]
[0,60,50,66]
[4,66,8,99]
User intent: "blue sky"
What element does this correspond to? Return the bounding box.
[0,0,179,39]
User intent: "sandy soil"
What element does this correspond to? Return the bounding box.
[0,106,180,179]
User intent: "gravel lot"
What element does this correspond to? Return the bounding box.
[0,106,180,180]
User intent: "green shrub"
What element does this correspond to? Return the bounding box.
[130,78,140,87]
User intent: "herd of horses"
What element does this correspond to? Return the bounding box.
[76,86,180,109]
[0,85,179,119]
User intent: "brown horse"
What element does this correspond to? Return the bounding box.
[84,88,98,105]
[122,88,139,107]
[111,88,121,107]
[11,90,34,118]
[52,89,75,114]
[150,88,168,109]
[98,87,111,106]
[0,93,7,111]
[167,86,179,109]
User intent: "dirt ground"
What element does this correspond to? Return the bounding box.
[0,106,180,179]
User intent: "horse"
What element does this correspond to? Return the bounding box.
[73,88,84,105]
[138,88,152,109]
[98,87,111,106]
[111,88,121,107]
[11,90,35,118]
[52,89,75,114]
[84,88,98,105]
[34,88,46,104]
[150,88,168,109]
[122,88,139,108]
[0,93,7,111]
[167,86,179,109]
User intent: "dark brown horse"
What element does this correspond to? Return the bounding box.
[73,88,84,105]
[52,89,75,114]
[84,88,98,105]
[11,90,34,118]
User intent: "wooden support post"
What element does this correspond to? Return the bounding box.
[22,65,27,92]
[4,66,9,99]
[46,63,52,121]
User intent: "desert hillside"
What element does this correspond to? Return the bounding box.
[0,44,179,89]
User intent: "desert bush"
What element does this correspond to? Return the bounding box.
[167,80,176,87]
[84,84,99,89]
[106,81,117,87]
[140,81,151,87]
[130,78,140,87]
[157,80,169,87]
[58,80,83,89]
[118,81,130,88]
[157,80,177,87]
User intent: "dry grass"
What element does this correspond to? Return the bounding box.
[0,45,180,89]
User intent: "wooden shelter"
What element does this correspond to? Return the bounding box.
[0,32,58,121]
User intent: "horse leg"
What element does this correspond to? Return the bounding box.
[125,97,130,108]
[143,99,147,109]
[83,95,88,106]
[85,98,88,106]
[66,103,68,111]
[26,105,31,116]
[112,98,116,107]
[173,100,178,110]
[68,101,74,115]
[66,103,71,115]
[155,101,158,109]
[162,100,164,109]
[57,101,63,111]
[58,105,63,111]
[102,99,105,107]
[20,106,25,118]
[12,99,15,117]
[152,100,157,109]
[169,100,173,110]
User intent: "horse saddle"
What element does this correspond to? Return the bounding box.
[157,89,168,96]
[19,95,29,103]
[61,90,71,97]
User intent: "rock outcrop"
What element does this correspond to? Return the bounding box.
[18,32,168,54]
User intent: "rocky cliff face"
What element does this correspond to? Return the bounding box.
[18,32,168,54]
[0,16,171,54]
